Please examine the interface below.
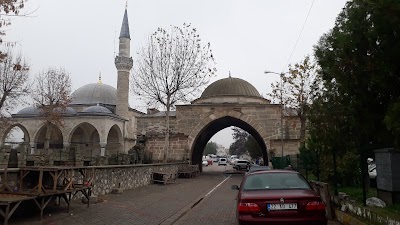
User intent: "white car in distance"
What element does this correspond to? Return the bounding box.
[218,158,227,166]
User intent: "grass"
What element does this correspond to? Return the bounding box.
[337,186,377,202]
[338,186,400,222]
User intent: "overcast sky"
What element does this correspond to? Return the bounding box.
[5,0,348,148]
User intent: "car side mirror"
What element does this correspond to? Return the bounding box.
[231,185,240,190]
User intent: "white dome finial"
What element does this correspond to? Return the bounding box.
[98,72,103,84]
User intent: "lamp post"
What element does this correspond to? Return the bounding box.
[264,71,285,159]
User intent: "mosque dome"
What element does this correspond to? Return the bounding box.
[54,107,77,115]
[200,77,261,98]
[70,83,117,106]
[14,106,77,117]
[15,106,42,116]
[82,105,112,114]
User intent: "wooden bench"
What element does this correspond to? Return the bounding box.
[151,171,177,185]
[178,164,199,178]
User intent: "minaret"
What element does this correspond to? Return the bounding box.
[115,5,133,119]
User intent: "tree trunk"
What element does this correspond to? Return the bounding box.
[0,91,9,110]
[163,96,171,163]
[44,121,52,155]
[299,114,307,148]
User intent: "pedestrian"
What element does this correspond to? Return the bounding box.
[284,164,293,170]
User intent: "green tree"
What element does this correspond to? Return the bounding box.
[269,56,318,147]
[245,135,262,159]
[314,0,400,148]
[204,141,218,155]
[133,23,216,162]
[310,0,400,194]
[229,127,248,156]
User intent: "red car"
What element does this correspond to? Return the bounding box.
[232,170,327,225]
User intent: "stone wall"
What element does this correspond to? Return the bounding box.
[92,163,184,195]
[144,134,189,162]
[0,163,186,197]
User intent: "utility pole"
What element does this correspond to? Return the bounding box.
[265,71,286,161]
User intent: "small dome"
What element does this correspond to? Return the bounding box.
[82,105,112,114]
[54,107,77,115]
[70,83,117,106]
[201,77,260,98]
[16,107,42,115]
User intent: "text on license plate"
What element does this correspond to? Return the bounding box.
[267,203,297,211]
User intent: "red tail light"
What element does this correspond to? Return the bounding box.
[306,201,326,211]
[238,203,261,214]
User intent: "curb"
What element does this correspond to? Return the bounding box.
[334,208,370,225]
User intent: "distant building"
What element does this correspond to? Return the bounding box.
[216,144,228,156]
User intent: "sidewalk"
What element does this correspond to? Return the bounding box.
[11,172,228,225]
[9,172,342,225]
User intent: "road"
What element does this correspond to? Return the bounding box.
[9,163,340,225]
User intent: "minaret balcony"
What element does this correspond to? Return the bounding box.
[115,56,133,70]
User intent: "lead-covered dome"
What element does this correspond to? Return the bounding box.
[200,77,260,98]
[82,105,112,114]
[70,83,117,106]
[15,106,42,116]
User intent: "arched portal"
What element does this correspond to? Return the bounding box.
[190,116,268,166]
[70,122,100,159]
[35,124,64,150]
[106,124,123,155]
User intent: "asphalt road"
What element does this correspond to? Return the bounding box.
[8,164,341,225]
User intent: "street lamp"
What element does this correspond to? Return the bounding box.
[264,71,285,158]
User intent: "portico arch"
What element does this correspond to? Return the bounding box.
[69,122,101,157]
[189,115,269,166]
[34,124,64,150]
[106,124,123,155]
[1,124,30,145]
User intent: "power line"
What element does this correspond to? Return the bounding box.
[282,0,315,71]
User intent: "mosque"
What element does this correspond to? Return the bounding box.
[0,8,302,167]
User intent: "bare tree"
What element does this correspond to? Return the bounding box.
[0,48,30,129]
[269,56,317,147]
[133,23,216,162]
[32,67,72,154]
[0,0,29,57]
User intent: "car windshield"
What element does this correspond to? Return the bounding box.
[248,166,270,173]
[243,173,311,190]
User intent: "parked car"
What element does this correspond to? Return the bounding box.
[231,170,327,225]
[218,158,227,166]
[234,160,250,171]
[246,165,270,174]
[202,160,208,166]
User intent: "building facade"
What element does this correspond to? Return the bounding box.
[0,8,302,167]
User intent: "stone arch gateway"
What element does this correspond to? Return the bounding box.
[138,76,302,164]
[190,115,268,165]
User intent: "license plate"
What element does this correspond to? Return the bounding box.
[267,203,297,211]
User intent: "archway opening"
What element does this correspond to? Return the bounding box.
[191,116,268,167]
[2,125,30,167]
[107,124,123,164]
[70,122,100,165]
[35,124,64,151]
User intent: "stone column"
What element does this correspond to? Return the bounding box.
[63,142,70,163]
[30,142,36,155]
[100,142,107,157]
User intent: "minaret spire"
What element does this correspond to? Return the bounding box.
[115,6,133,119]
[119,6,130,40]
